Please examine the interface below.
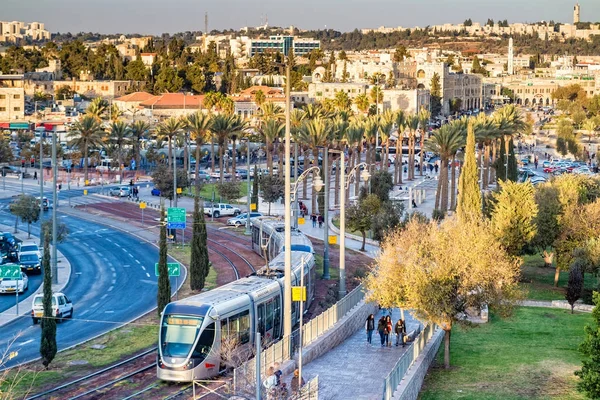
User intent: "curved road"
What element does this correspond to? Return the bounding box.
[0,190,183,369]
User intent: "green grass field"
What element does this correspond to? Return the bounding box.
[419,307,591,400]
[182,183,249,204]
[521,254,596,302]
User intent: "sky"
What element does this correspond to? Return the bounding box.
[3,0,599,35]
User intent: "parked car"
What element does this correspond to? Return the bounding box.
[203,203,241,218]
[31,292,73,324]
[151,187,161,196]
[109,186,131,197]
[0,272,28,294]
[227,212,263,227]
[36,196,49,211]
[19,251,41,274]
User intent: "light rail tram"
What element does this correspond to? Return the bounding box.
[157,217,315,382]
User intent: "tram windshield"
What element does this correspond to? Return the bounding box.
[161,315,204,358]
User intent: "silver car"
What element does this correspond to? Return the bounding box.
[0,272,28,294]
[109,186,131,197]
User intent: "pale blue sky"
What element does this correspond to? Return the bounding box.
[3,0,599,35]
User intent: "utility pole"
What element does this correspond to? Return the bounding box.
[322,148,330,279]
[52,132,58,284]
[283,62,292,339]
[39,105,44,247]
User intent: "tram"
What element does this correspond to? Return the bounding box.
[250,217,314,261]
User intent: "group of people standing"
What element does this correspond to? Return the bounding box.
[310,213,324,228]
[365,313,407,347]
[263,364,305,400]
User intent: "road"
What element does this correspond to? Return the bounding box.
[0,179,182,369]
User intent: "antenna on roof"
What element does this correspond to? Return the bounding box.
[205,12,208,35]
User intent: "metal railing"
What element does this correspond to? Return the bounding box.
[302,283,366,347]
[382,323,438,400]
[293,375,319,400]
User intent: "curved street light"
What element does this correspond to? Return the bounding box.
[290,166,323,201]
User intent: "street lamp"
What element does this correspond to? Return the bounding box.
[243,137,251,236]
[330,149,370,298]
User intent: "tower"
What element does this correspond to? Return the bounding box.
[574,3,581,24]
[508,37,514,75]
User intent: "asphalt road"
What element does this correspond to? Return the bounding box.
[0,183,182,369]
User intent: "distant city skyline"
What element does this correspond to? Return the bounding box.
[3,0,599,35]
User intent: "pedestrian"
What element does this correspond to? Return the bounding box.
[377,316,386,347]
[395,318,406,347]
[534,157,538,170]
[33,171,37,180]
[385,315,393,347]
[263,367,278,400]
[317,214,323,228]
[428,164,434,173]
[311,213,316,228]
[434,164,439,173]
[412,199,418,208]
[290,369,305,395]
[366,314,375,345]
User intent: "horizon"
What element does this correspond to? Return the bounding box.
[2,0,599,36]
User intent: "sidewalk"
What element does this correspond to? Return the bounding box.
[0,224,71,328]
[288,307,421,400]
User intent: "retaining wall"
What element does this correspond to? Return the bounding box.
[392,329,444,400]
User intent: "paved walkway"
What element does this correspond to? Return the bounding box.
[295,307,421,400]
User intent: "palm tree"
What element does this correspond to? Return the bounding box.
[187,112,212,193]
[229,116,248,182]
[363,117,379,175]
[418,109,431,176]
[582,118,598,144]
[211,114,245,183]
[297,118,332,213]
[493,104,527,181]
[472,113,498,189]
[394,110,406,184]
[405,114,420,180]
[156,117,184,167]
[425,123,464,212]
[354,93,370,114]
[260,102,284,122]
[345,122,365,198]
[109,120,131,168]
[68,115,105,182]
[303,103,326,120]
[260,119,284,174]
[86,98,109,120]
[129,120,151,172]
[378,110,395,172]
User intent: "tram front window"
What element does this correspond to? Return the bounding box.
[161,315,203,358]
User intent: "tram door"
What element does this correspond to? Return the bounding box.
[256,295,281,342]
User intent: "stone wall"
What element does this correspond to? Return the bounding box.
[392,329,444,400]
[295,300,378,366]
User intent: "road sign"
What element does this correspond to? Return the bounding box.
[139,202,146,209]
[0,264,21,279]
[155,262,181,277]
[83,189,88,195]
[250,203,257,211]
[167,207,186,230]
[176,188,182,194]
[328,235,337,245]
[298,217,305,225]
[292,286,306,302]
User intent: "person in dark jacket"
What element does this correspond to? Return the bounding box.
[290,369,305,394]
[395,319,406,346]
[377,317,386,347]
[365,314,375,345]
[384,316,393,347]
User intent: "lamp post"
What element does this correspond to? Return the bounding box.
[244,138,251,236]
[329,149,370,298]
[284,61,293,340]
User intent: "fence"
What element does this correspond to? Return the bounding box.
[301,283,366,347]
[294,375,319,400]
[382,324,438,400]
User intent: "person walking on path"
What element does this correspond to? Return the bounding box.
[317,214,324,228]
[377,316,386,347]
[384,316,393,347]
[290,369,305,395]
[263,367,278,400]
[365,314,375,345]
[395,318,406,347]
[311,213,317,228]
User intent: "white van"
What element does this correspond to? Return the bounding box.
[31,292,73,324]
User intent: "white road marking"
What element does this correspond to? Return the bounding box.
[112,272,116,278]
[79,310,89,316]
[105,310,114,313]
[102,257,108,262]
[91,302,99,308]
[128,253,134,258]
[101,294,108,299]
[123,264,131,268]
[111,279,116,285]
[90,247,96,251]
[114,243,122,248]
[108,286,114,292]
[17,339,33,346]
[106,239,113,243]
[141,266,146,271]
[75,272,82,275]
[110,267,116,272]
[146,272,150,278]
[135,260,141,264]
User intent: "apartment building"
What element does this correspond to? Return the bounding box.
[0,21,50,42]
[0,87,25,120]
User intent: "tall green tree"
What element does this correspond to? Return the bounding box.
[259,174,284,215]
[457,120,481,222]
[190,196,208,291]
[507,138,518,182]
[157,208,171,316]
[346,194,381,251]
[251,166,259,209]
[154,65,184,93]
[9,194,40,238]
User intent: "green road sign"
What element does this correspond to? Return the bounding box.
[0,264,21,279]
[155,262,181,277]
[167,207,187,229]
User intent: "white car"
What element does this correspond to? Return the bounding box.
[19,241,41,258]
[109,186,131,197]
[31,292,73,324]
[0,272,28,294]
[227,212,263,227]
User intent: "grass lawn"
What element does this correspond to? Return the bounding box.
[169,244,218,291]
[520,254,596,302]
[331,216,373,239]
[182,183,249,204]
[419,307,591,400]
[1,320,158,397]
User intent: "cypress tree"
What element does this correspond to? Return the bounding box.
[576,292,600,397]
[251,165,259,209]
[190,196,206,290]
[40,224,56,368]
[507,138,518,182]
[157,208,171,316]
[199,200,210,278]
[456,120,481,222]
[496,136,507,183]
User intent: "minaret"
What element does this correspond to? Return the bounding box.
[574,3,581,24]
[508,37,514,75]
